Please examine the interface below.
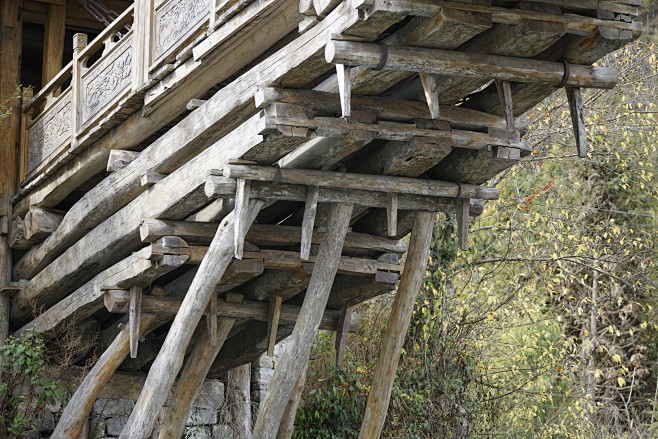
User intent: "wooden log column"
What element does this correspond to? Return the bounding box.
[227,363,253,439]
[119,200,264,439]
[252,202,354,439]
[52,313,158,439]
[42,0,67,85]
[0,0,21,350]
[358,211,436,439]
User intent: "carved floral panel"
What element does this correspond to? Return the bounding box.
[154,0,210,61]
[26,90,72,173]
[81,34,133,126]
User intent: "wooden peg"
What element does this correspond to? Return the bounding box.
[419,73,441,119]
[336,64,351,119]
[234,178,251,259]
[335,305,352,368]
[456,198,470,251]
[495,79,515,138]
[566,86,588,158]
[386,193,398,237]
[301,186,320,260]
[129,285,143,358]
[207,293,218,347]
[267,295,283,356]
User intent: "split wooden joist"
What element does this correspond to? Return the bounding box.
[2,0,642,437]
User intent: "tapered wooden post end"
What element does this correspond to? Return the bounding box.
[336,64,352,119]
[566,86,588,158]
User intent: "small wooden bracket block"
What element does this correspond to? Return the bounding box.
[336,64,351,119]
[186,99,207,111]
[386,193,398,237]
[141,171,167,187]
[129,285,143,358]
[0,282,23,295]
[456,198,470,251]
[300,186,320,260]
[207,293,218,347]
[267,295,283,356]
[234,178,251,259]
[419,73,441,119]
[566,86,588,158]
[335,305,352,368]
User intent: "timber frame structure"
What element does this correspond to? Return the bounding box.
[0,0,643,437]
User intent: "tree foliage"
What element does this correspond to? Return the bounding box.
[295,30,658,439]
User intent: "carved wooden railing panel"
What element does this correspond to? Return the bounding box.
[25,88,72,174]
[79,33,134,131]
[151,0,211,70]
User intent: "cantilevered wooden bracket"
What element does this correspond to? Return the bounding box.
[419,73,441,119]
[495,79,515,138]
[386,193,398,237]
[335,305,353,369]
[301,186,320,260]
[0,282,23,295]
[336,64,351,119]
[207,293,218,347]
[129,285,143,358]
[566,86,588,158]
[267,295,282,356]
[456,197,470,251]
[234,178,251,259]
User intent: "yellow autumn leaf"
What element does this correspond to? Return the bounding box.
[611,354,622,364]
[617,377,626,387]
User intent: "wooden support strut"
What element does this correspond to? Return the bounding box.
[234,178,251,259]
[129,285,142,358]
[267,295,283,356]
[419,73,441,119]
[359,211,436,439]
[566,86,588,158]
[119,201,264,439]
[301,186,319,260]
[336,64,352,119]
[252,202,354,439]
[325,41,619,89]
[495,79,515,138]
[335,305,353,368]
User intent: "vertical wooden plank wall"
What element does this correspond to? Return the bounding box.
[0,0,22,349]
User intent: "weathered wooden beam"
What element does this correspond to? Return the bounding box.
[154,318,235,439]
[300,186,319,260]
[103,291,361,332]
[224,164,499,200]
[495,79,515,136]
[51,313,157,439]
[267,295,283,356]
[119,202,263,439]
[276,360,308,439]
[456,198,470,251]
[129,286,143,358]
[234,179,251,259]
[8,216,38,250]
[325,40,618,89]
[335,305,352,368]
[386,193,397,237]
[566,86,588,158]
[207,176,486,215]
[13,248,188,340]
[23,207,64,241]
[255,87,528,132]
[252,202,353,439]
[336,64,352,118]
[207,293,218,347]
[359,211,435,439]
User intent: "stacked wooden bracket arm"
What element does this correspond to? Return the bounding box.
[2,0,641,438]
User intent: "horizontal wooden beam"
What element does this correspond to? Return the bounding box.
[140,220,407,253]
[223,164,499,200]
[206,175,486,215]
[325,40,618,89]
[104,293,360,332]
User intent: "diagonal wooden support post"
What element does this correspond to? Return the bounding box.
[252,202,354,439]
[52,313,157,439]
[206,292,218,347]
[419,73,441,119]
[119,201,264,439]
[276,359,309,439]
[336,64,352,119]
[358,211,436,439]
[155,317,235,439]
[566,86,588,158]
[300,186,319,261]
